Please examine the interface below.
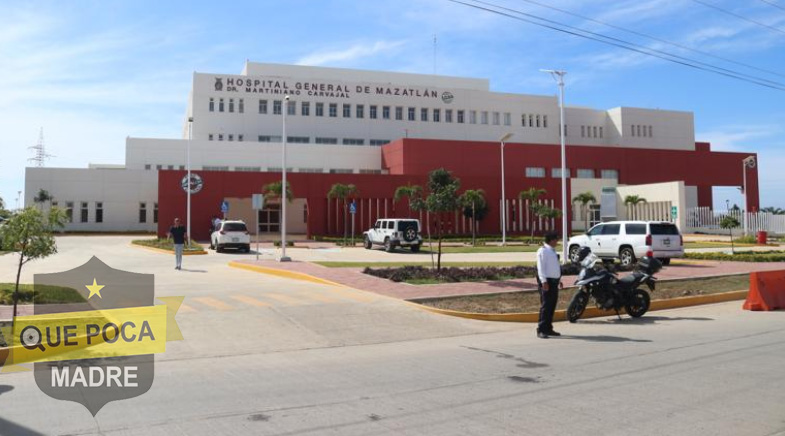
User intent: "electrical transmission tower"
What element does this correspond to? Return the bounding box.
[28,128,54,167]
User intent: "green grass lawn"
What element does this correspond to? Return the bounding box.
[132,238,205,253]
[684,241,760,249]
[0,283,86,305]
[315,261,535,268]
[422,244,560,254]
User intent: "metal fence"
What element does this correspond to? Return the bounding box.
[686,207,785,235]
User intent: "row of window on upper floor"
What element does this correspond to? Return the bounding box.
[631,124,654,138]
[204,134,389,146]
[524,167,619,180]
[142,164,381,175]
[580,125,604,139]
[50,200,157,225]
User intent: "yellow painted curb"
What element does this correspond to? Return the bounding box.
[130,243,207,256]
[412,290,749,323]
[228,261,341,287]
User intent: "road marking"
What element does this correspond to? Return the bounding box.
[177,303,197,313]
[230,295,272,308]
[262,292,310,306]
[192,297,234,311]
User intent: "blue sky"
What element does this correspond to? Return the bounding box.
[1,0,784,210]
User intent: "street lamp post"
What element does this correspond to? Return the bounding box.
[542,69,568,264]
[742,156,756,236]
[280,96,291,262]
[499,133,513,246]
[187,117,193,249]
[16,190,21,210]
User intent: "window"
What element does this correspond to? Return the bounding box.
[179,165,185,170]
[382,106,390,119]
[492,112,499,125]
[601,169,619,180]
[95,202,103,223]
[298,168,323,173]
[420,108,428,122]
[259,99,267,114]
[238,99,244,113]
[536,115,541,127]
[602,224,620,235]
[139,202,147,224]
[156,164,163,170]
[457,110,465,123]
[316,102,324,117]
[481,111,488,124]
[329,168,354,174]
[80,202,89,223]
[370,105,377,119]
[208,134,214,141]
[408,107,416,121]
[551,168,571,178]
[229,98,234,113]
[445,109,453,123]
[522,114,527,127]
[209,98,214,112]
[564,125,568,136]
[469,110,477,124]
[356,104,364,118]
[228,134,234,142]
[577,169,594,179]
[153,202,158,224]
[395,106,403,120]
[525,167,546,178]
[273,100,282,115]
[433,109,440,122]
[599,127,604,138]
[648,125,653,137]
[287,100,296,115]
[330,103,338,117]
[203,165,229,171]
[543,115,548,128]
[342,104,351,118]
[167,165,174,170]
[219,98,224,112]
[581,126,586,138]
[626,223,646,235]
[301,101,310,116]
[287,136,310,143]
[235,166,262,172]
[650,223,680,235]
[342,138,365,146]
[587,225,604,237]
[369,139,390,146]
[359,169,382,174]
[257,203,281,232]
[238,134,244,142]
[258,135,282,142]
[65,202,74,223]
[529,114,534,127]
[145,164,151,170]
[315,137,338,144]
[593,126,598,138]
[504,112,511,126]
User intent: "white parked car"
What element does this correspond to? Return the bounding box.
[567,221,683,266]
[364,219,422,252]
[210,220,251,253]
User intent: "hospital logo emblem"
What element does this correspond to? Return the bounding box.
[181,173,204,194]
[215,77,223,91]
[441,91,454,104]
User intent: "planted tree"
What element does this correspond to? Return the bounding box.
[327,183,359,244]
[262,181,294,203]
[720,214,741,254]
[0,207,66,319]
[460,189,487,246]
[624,195,647,220]
[424,168,461,270]
[33,189,53,211]
[572,192,597,231]
[0,196,9,219]
[393,184,424,217]
[519,188,547,241]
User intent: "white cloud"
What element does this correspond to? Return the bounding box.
[295,40,406,66]
[696,125,781,152]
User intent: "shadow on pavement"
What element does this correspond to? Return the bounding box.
[577,316,714,325]
[179,268,208,273]
[558,335,652,343]
[0,416,46,436]
[0,385,14,396]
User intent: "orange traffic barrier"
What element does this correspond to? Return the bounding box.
[743,270,785,311]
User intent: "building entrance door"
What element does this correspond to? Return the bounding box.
[257,203,281,232]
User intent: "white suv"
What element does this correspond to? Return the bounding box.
[210,220,251,253]
[567,221,683,266]
[364,219,422,252]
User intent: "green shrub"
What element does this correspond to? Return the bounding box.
[132,238,204,252]
[684,250,785,262]
[273,240,295,247]
[732,235,758,244]
[0,284,86,305]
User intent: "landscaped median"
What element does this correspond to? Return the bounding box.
[410,274,750,322]
[131,238,207,255]
[684,250,785,262]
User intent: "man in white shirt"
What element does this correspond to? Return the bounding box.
[536,232,563,338]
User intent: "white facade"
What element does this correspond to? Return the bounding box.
[24,61,699,232]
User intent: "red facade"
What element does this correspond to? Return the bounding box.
[158,138,759,240]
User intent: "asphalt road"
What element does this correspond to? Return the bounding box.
[1,236,784,435]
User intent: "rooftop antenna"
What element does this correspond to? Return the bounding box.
[28,127,54,167]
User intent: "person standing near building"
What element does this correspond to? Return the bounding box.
[536,232,563,339]
[168,217,187,270]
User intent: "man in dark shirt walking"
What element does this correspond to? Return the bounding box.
[168,217,188,270]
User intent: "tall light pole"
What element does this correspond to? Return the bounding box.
[542,69,568,264]
[16,190,22,210]
[742,155,756,236]
[280,95,291,262]
[187,117,193,248]
[499,133,513,246]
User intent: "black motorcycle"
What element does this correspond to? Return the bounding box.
[567,247,661,322]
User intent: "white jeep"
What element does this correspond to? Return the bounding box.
[210,220,251,253]
[567,221,684,267]
[364,219,422,253]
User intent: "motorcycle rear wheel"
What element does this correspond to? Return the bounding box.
[625,289,651,318]
[567,292,589,323]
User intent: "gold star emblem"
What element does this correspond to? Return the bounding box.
[85,278,105,299]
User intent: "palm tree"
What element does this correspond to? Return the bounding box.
[624,195,647,220]
[33,189,53,211]
[0,196,4,210]
[261,181,294,203]
[762,207,785,215]
[519,188,547,240]
[393,184,424,217]
[572,192,597,231]
[460,189,486,246]
[327,183,359,244]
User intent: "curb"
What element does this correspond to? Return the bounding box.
[228,261,342,287]
[412,290,749,323]
[130,243,208,256]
